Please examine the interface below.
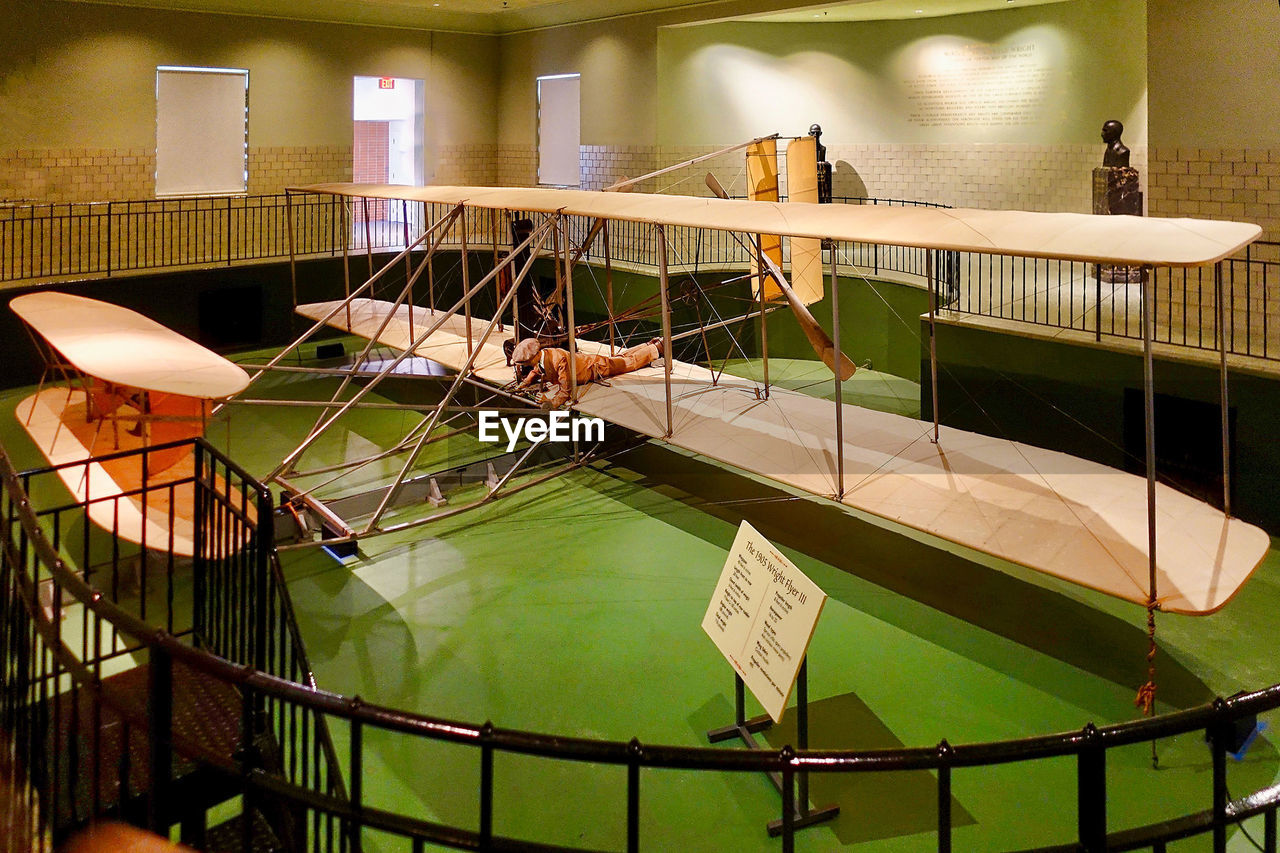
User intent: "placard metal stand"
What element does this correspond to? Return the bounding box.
[706,658,839,836]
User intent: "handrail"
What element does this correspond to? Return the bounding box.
[3,435,1280,850]
[265,546,347,796]
[0,437,347,848]
[6,190,1275,365]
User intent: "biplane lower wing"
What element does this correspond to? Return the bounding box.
[297,298,1270,616]
[16,388,203,556]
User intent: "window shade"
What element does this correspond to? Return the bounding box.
[537,75,580,187]
[156,67,248,196]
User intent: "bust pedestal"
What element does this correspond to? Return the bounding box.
[1092,166,1144,283]
[1093,166,1142,216]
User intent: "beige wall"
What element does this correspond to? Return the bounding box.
[655,0,1147,147]
[1147,0,1280,149]
[6,0,1278,235]
[498,16,658,148]
[1146,1,1280,240]
[1,0,498,199]
[496,0,1150,210]
[494,0,835,149]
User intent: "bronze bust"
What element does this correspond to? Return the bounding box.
[1101,120,1130,168]
[808,123,833,203]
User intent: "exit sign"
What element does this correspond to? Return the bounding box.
[378,77,395,90]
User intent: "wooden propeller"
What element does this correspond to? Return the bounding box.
[705,173,855,380]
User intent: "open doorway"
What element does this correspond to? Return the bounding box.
[353,76,425,243]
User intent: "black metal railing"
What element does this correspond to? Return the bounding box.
[943,241,1280,361]
[0,438,344,850]
[0,194,356,281]
[2,435,1280,851]
[5,191,1277,363]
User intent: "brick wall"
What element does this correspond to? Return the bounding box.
[247,146,353,196]
[569,143,1151,213]
[493,145,539,187]
[435,144,500,186]
[1,145,353,203]
[1149,148,1280,243]
[0,148,154,203]
[353,122,390,220]
[9,142,1279,246]
[353,122,390,184]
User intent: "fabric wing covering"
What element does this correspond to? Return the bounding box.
[296,298,1271,615]
[10,292,252,555]
[288,182,1262,266]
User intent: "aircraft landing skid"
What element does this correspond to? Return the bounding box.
[272,438,595,559]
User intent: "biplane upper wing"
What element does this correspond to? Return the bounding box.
[289,183,1262,267]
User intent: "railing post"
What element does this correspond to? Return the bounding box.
[1209,698,1231,853]
[252,484,272,678]
[1077,722,1106,851]
[106,201,114,278]
[479,721,494,847]
[193,444,206,645]
[937,739,952,853]
[147,639,173,835]
[1095,263,1103,342]
[627,737,642,853]
[780,745,796,853]
[350,711,364,853]
[286,193,299,313]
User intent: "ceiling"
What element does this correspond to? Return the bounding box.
[61,0,1070,34]
[744,0,1072,24]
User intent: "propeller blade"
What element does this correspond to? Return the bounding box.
[705,172,729,200]
[706,172,855,380]
[760,253,856,380]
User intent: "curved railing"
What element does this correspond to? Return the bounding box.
[6,192,1278,364]
[2,438,1279,852]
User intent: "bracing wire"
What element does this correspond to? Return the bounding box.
[831,243,1162,476]
[827,243,1147,593]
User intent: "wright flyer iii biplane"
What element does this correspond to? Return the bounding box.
[229,135,1267,626]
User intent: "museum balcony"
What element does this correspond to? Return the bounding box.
[3,192,1279,370]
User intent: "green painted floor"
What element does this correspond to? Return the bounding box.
[3,345,1278,851]
[720,358,922,418]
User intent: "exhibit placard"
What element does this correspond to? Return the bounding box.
[702,521,827,723]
